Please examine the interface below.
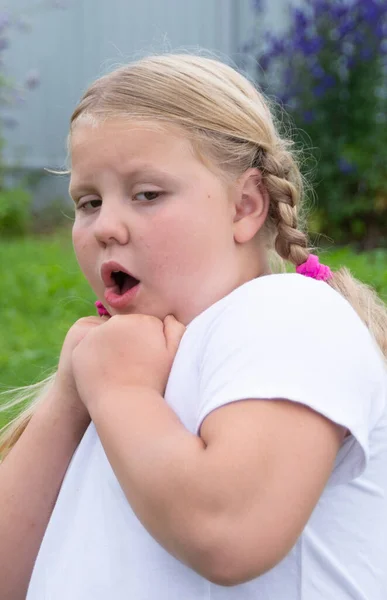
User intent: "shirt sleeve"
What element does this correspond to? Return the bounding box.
[196,274,386,485]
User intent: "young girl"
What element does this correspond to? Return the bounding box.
[0,54,386,600]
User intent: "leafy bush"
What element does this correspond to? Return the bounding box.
[0,186,32,235]
[244,0,387,248]
[0,1,67,235]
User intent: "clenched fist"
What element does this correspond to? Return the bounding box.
[72,314,186,412]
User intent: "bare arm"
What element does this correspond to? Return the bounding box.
[89,387,344,585]
[72,315,345,584]
[0,386,90,600]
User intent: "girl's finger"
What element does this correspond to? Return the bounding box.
[163,315,186,354]
[99,316,110,323]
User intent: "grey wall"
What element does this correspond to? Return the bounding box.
[2,0,287,208]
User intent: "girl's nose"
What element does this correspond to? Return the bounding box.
[93,203,130,246]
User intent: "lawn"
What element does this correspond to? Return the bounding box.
[0,228,95,426]
[0,227,386,429]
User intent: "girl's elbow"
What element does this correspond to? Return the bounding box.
[192,547,267,587]
[185,529,276,587]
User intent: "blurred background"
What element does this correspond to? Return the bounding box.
[0,0,386,415]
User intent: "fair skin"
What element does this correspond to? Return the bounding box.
[70,119,270,324]
[69,118,346,585]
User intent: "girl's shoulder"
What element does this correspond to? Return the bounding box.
[193,273,386,486]
[233,272,352,313]
[191,272,369,342]
[191,273,385,398]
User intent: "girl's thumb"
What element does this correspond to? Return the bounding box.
[163,315,186,354]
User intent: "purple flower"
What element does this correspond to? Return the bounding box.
[361,0,382,25]
[296,36,323,56]
[338,157,355,174]
[271,39,286,57]
[311,64,324,78]
[312,0,332,19]
[0,12,10,33]
[352,28,364,46]
[360,48,373,61]
[332,5,350,21]
[25,69,40,90]
[293,7,309,31]
[338,20,355,39]
[276,93,290,105]
[240,41,256,54]
[251,0,264,12]
[322,74,335,87]
[313,84,325,98]
[313,74,335,98]
[0,37,8,51]
[303,110,316,123]
[259,54,271,71]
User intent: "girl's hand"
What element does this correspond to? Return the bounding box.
[71,314,186,412]
[53,315,110,419]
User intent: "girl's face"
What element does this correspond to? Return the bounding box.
[70,119,253,324]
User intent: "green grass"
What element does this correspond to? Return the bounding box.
[0,229,95,406]
[319,246,387,301]
[0,228,386,429]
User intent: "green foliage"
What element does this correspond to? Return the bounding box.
[246,0,387,247]
[320,247,387,302]
[0,228,94,393]
[0,186,32,235]
[32,196,72,233]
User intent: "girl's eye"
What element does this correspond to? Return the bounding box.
[135,191,161,202]
[76,191,162,211]
[77,199,101,211]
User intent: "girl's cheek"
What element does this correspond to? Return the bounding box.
[72,222,87,249]
[72,220,81,242]
[72,230,91,271]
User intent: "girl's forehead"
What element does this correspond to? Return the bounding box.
[71,117,189,147]
[69,118,199,166]
[68,117,216,186]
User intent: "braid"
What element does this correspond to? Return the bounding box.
[259,149,310,267]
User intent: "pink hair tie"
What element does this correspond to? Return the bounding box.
[296,254,332,281]
[95,300,111,317]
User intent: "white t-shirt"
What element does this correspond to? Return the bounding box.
[27,274,387,600]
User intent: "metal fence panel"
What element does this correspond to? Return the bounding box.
[2,0,287,205]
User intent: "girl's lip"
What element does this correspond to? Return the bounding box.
[104,282,140,309]
[101,261,137,287]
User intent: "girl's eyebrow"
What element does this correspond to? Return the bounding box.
[69,183,97,202]
[69,166,182,201]
[128,166,181,182]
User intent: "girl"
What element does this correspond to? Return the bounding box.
[0,54,386,600]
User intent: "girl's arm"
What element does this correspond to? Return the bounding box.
[71,314,346,586]
[0,386,90,600]
[88,386,344,586]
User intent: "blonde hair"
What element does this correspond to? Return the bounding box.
[1,53,386,460]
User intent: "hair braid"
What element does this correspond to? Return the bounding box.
[259,150,310,266]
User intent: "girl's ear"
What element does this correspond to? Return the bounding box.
[232,168,270,244]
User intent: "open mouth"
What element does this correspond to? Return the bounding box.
[111,271,140,295]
